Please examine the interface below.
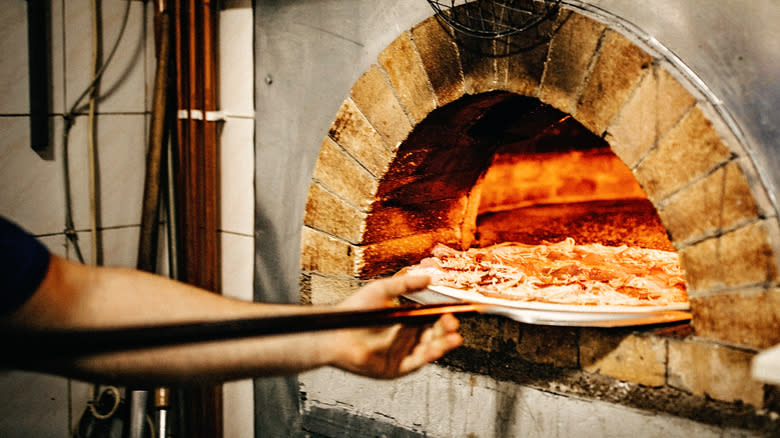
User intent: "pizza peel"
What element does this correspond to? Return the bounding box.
[4,290,689,361]
[403,288,692,328]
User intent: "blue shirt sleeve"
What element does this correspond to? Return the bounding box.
[0,217,51,314]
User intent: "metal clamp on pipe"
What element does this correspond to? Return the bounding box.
[177,109,227,121]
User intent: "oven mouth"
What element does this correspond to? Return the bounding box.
[366,93,685,311]
[394,98,689,314]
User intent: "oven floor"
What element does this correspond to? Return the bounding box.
[475,198,674,250]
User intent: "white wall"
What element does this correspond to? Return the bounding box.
[219,2,256,437]
[0,0,255,436]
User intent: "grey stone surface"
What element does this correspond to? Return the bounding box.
[299,366,763,438]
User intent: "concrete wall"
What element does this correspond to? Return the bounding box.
[300,366,762,438]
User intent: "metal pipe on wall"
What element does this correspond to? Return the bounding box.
[134,1,174,437]
[173,0,222,435]
[201,0,219,294]
[137,0,172,274]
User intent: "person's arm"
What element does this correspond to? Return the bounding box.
[2,254,461,386]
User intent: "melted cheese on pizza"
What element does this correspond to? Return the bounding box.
[404,238,688,307]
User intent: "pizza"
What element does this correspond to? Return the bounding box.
[403,238,688,309]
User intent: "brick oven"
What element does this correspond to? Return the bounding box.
[295,4,779,436]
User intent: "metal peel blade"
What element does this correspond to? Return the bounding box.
[403,289,691,328]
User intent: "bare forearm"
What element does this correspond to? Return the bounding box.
[11,255,303,329]
[6,255,340,384]
[4,256,461,384]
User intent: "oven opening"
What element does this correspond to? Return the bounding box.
[475,115,673,252]
[387,91,687,310]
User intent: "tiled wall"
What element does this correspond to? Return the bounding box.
[219,2,256,437]
[0,1,254,437]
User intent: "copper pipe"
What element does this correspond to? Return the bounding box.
[200,5,222,436]
[201,0,219,293]
[186,0,198,286]
[173,0,188,281]
[173,0,222,435]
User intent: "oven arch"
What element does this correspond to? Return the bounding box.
[300,9,779,351]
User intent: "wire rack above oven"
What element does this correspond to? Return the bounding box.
[426,0,561,39]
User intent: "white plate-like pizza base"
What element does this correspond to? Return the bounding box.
[427,284,690,313]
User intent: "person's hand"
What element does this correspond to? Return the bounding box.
[327,275,462,379]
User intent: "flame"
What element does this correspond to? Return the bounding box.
[469,145,675,252]
[478,147,645,214]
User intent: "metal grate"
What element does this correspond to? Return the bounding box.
[426,0,561,39]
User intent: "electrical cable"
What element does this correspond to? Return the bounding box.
[60,0,131,263]
[65,0,132,117]
[59,1,133,435]
[74,385,125,438]
[87,386,122,420]
[61,119,85,263]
